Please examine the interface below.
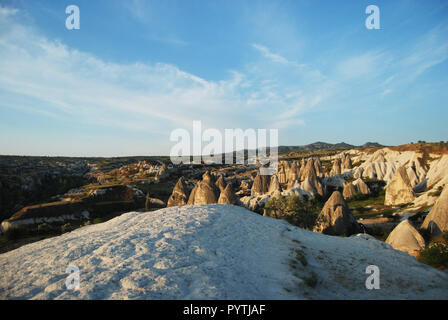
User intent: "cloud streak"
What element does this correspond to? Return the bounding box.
[0,6,326,143]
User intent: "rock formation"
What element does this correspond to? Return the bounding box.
[167,177,189,207]
[342,155,353,171]
[421,184,448,235]
[352,149,426,185]
[187,171,220,205]
[218,184,239,205]
[313,191,361,236]
[268,175,282,193]
[157,163,169,180]
[385,166,415,206]
[240,179,252,191]
[251,172,270,196]
[314,158,324,178]
[342,181,357,200]
[330,158,342,176]
[277,166,287,184]
[354,178,370,195]
[215,175,227,192]
[385,219,426,255]
[301,159,324,197]
[298,158,306,179]
[287,162,299,183]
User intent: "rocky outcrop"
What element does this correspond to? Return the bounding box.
[167,177,189,207]
[277,166,287,184]
[218,185,240,205]
[352,149,426,185]
[385,166,415,206]
[342,154,353,171]
[421,184,448,235]
[215,175,227,192]
[240,179,252,191]
[313,191,361,236]
[301,159,324,197]
[354,178,370,195]
[1,202,90,232]
[268,175,281,194]
[385,220,426,255]
[187,171,220,205]
[314,158,324,178]
[343,181,357,200]
[286,162,299,183]
[330,158,342,176]
[156,163,169,180]
[0,185,144,232]
[298,158,306,180]
[146,197,166,208]
[251,172,270,196]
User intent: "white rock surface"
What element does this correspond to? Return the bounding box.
[352,148,426,186]
[1,205,447,300]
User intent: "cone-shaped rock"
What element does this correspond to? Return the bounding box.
[187,184,198,205]
[300,178,317,197]
[313,191,361,236]
[187,171,219,205]
[167,177,189,207]
[302,159,324,197]
[385,166,415,206]
[268,175,281,193]
[215,175,227,192]
[277,166,287,184]
[314,158,324,178]
[355,178,370,195]
[202,170,215,184]
[343,155,353,170]
[421,184,448,235]
[386,220,426,255]
[251,172,270,196]
[343,181,357,200]
[218,184,239,205]
[330,158,342,176]
[287,162,299,183]
[298,158,306,179]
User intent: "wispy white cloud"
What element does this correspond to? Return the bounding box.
[336,51,389,80]
[400,24,448,79]
[252,43,290,64]
[252,43,306,69]
[0,6,327,141]
[4,3,444,155]
[124,0,150,23]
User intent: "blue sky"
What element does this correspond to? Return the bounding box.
[0,0,447,156]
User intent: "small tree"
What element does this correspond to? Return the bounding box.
[265,195,321,230]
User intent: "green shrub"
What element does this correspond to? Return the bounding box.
[93,217,105,224]
[61,223,74,233]
[265,195,321,230]
[418,232,448,270]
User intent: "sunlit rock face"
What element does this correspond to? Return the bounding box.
[385,166,415,206]
[313,191,361,236]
